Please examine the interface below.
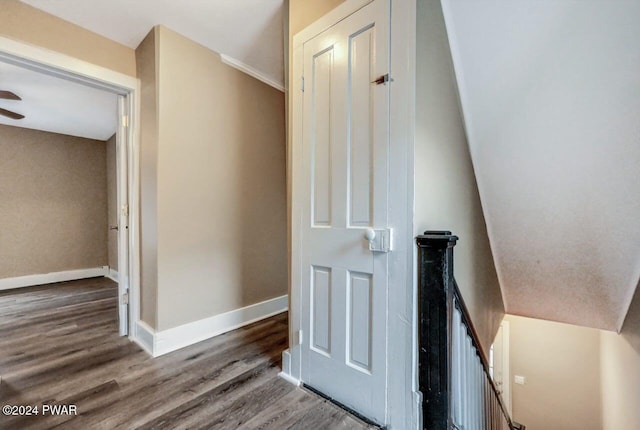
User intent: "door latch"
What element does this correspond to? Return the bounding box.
[364,228,393,253]
[372,74,391,85]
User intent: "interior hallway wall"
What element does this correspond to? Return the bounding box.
[0,0,135,77]
[136,26,287,331]
[600,286,640,429]
[0,124,108,279]
[505,315,602,430]
[289,0,346,36]
[136,29,159,327]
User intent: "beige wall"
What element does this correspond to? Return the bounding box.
[600,287,640,429]
[0,0,135,77]
[136,29,159,327]
[415,0,504,352]
[106,134,118,271]
[505,315,602,430]
[289,0,346,36]
[502,290,640,430]
[0,124,108,278]
[136,26,287,331]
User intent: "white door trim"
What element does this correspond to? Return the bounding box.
[116,95,130,336]
[292,0,373,48]
[501,320,512,414]
[0,36,142,341]
[286,0,416,428]
[388,1,417,428]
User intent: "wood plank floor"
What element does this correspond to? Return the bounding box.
[0,278,376,429]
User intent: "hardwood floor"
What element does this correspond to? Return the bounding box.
[0,278,376,429]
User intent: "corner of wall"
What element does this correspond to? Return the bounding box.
[599,285,640,429]
[135,26,160,330]
[134,295,288,357]
[414,0,505,353]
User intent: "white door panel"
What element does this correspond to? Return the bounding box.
[309,229,373,272]
[300,0,390,424]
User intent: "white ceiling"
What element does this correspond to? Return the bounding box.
[20,0,285,88]
[442,0,640,331]
[0,60,117,140]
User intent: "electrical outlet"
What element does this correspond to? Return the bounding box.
[514,375,526,385]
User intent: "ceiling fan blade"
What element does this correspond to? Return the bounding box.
[0,91,21,101]
[0,107,25,120]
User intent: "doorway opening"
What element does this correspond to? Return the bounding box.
[0,36,139,338]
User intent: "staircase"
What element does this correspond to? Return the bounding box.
[417,231,525,430]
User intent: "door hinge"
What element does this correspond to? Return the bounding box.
[294,330,303,345]
[372,74,391,85]
[121,292,129,305]
[301,76,305,92]
[122,115,129,128]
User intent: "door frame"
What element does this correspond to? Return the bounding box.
[116,95,131,336]
[497,320,512,414]
[285,0,416,428]
[0,36,141,339]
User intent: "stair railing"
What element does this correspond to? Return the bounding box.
[416,231,524,430]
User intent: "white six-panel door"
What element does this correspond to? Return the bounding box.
[299,0,390,424]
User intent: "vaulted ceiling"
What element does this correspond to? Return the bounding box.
[20,0,285,87]
[442,0,640,331]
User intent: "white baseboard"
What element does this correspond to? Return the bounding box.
[106,268,119,283]
[0,266,109,291]
[133,295,288,357]
[282,349,292,374]
[133,320,155,355]
[278,371,301,387]
[279,349,301,386]
[414,390,423,430]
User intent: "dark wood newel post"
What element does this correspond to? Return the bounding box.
[416,231,458,430]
